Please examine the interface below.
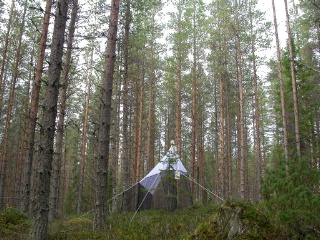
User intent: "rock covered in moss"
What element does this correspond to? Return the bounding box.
[187,200,281,240]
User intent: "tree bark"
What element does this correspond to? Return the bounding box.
[0,0,15,121]
[121,0,131,212]
[146,70,155,172]
[235,0,246,199]
[175,1,183,158]
[0,0,26,210]
[219,70,225,199]
[284,0,301,158]
[30,0,69,238]
[15,45,34,208]
[250,2,262,201]
[49,0,78,220]
[111,72,121,212]
[136,72,145,183]
[191,4,197,197]
[21,0,52,213]
[146,11,156,172]
[93,0,120,230]
[272,0,289,164]
[78,44,93,214]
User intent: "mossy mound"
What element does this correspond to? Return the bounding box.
[188,200,282,240]
[0,207,31,240]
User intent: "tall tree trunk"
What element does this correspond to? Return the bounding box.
[136,73,145,183]
[284,0,301,158]
[213,71,219,200]
[197,108,205,203]
[146,12,156,172]
[15,46,34,208]
[121,0,131,212]
[191,7,197,197]
[272,0,289,164]
[250,2,262,201]
[15,13,36,210]
[78,45,93,214]
[30,0,69,238]
[219,70,225,199]
[49,0,78,220]
[111,72,121,212]
[226,88,232,197]
[175,1,183,158]
[0,0,26,210]
[0,0,15,120]
[146,68,155,172]
[235,0,246,199]
[93,0,120,230]
[133,73,140,185]
[21,0,52,213]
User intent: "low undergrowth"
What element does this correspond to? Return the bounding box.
[1,200,319,239]
[48,205,216,240]
[0,207,31,240]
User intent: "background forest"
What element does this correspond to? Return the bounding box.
[0,0,320,239]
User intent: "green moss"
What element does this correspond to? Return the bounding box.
[0,207,31,240]
[185,200,285,240]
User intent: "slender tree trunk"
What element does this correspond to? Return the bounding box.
[15,55,33,208]
[15,16,36,210]
[136,73,145,183]
[30,0,69,238]
[146,67,155,172]
[21,0,52,213]
[0,0,26,210]
[175,2,183,158]
[219,70,225,199]
[250,2,262,201]
[226,89,232,197]
[49,0,78,220]
[133,74,140,185]
[0,0,15,120]
[235,0,246,199]
[272,0,289,164]
[146,12,156,172]
[121,0,131,212]
[78,45,93,214]
[213,74,219,200]
[197,110,205,203]
[61,137,71,211]
[111,73,121,212]
[284,0,301,158]
[93,0,120,230]
[191,9,197,197]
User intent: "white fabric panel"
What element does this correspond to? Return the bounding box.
[140,153,188,182]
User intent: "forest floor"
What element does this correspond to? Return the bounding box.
[0,200,317,239]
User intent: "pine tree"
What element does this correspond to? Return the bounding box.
[94,0,120,230]
[30,0,69,238]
